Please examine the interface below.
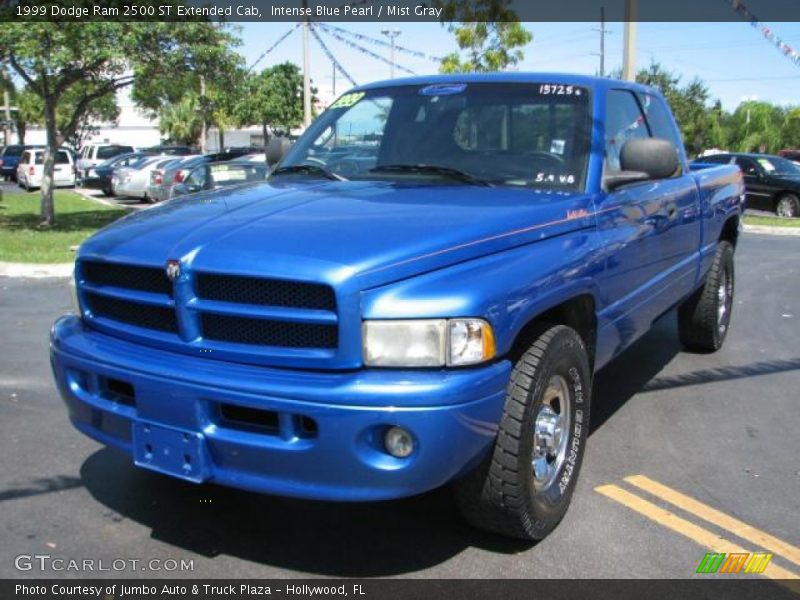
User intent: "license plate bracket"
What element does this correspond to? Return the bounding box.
[132,421,210,483]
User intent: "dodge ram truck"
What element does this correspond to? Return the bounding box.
[50,73,744,540]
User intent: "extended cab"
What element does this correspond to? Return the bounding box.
[50,74,744,540]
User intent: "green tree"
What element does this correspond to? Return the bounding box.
[0,20,236,226]
[726,101,784,153]
[780,107,800,150]
[159,93,202,146]
[437,0,532,73]
[234,62,305,159]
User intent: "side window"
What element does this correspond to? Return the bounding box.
[56,151,70,165]
[605,89,650,172]
[19,152,29,165]
[638,92,684,152]
[184,167,206,189]
[735,157,758,177]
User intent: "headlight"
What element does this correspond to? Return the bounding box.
[363,318,496,368]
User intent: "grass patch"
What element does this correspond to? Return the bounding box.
[743,215,800,228]
[0,189,129,263]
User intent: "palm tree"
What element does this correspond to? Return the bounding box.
[159,94,202,146]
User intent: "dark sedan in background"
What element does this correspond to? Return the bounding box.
[695,153,800,217]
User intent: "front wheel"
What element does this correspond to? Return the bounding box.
[776,193,800,218]
[454,325,592,540]
[678,240,735,352]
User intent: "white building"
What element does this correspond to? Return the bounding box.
[23,88,162,149]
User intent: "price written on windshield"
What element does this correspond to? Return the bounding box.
[539,85,582,96]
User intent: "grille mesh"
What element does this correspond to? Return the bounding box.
[201,314,337,348]
[86,293,178,333]
[82,261,172,295]
[197,273,335,310]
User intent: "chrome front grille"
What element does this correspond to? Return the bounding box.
[78,260,340,357]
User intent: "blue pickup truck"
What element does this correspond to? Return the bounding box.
[50,73,744,540]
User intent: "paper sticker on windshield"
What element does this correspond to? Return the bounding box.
[419,84,467,96]
[757,158,776,172]
[550,139,566,155]
[331,92,365,109]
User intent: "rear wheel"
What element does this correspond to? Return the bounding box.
[454,325,591,540]
[776,193,800,218]
[678,241,734,352]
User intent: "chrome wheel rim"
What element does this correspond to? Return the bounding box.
[532,374,571,491]
[777,197,797,218]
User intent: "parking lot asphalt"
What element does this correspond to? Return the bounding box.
[0,234,798,582]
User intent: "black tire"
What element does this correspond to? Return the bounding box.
[776,193,800,218]
[678,240,734,352]
[454,325,592,540]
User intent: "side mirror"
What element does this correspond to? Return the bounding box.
[266,137,293,166]
[605,138,680,191]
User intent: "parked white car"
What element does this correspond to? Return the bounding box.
[16,148,76,191]
[76,144,135,181]
[112,156,181,201]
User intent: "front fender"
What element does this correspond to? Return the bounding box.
[361,231,605,357]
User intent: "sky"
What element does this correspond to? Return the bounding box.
[236,21,800,111]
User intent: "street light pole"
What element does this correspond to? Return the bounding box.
[302,1,311,128]
[381,29,401,79]
[622,0,637,81]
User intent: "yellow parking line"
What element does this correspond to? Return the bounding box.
[595,484,800,588]
[625,474,800,568]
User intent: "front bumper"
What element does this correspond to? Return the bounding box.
[50,315,510,501]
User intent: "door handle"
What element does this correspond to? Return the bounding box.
[666,203,678,219]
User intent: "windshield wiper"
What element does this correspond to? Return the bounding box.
[369,164,493,186]
[270,164,347,181]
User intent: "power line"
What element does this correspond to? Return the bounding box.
[248,24,300,72]
[321,23,442,62]
[318,24,417,76]
[309,25,358,87]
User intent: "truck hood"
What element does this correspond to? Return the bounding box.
[80,180,596,289]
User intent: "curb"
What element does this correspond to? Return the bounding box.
[0,261,72,279]
[743,224,800,236]
[72,187,119,208]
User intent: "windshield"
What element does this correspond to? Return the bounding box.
[755,156,800,176]
[281,82,592,190]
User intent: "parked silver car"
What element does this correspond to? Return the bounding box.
[147,154,202,203]
[112,156,182,201]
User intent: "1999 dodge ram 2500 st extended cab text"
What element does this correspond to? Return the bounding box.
[50,74,744,540]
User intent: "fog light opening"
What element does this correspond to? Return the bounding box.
[384,426,415,458]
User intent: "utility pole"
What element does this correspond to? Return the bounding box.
[199,75,207,153]
[1,67,11,145]
[2,88,10,146]
[381,29,401,79]
[592,6,608,77]
[622,0,637,81]
[302,1,312,128]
